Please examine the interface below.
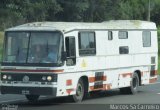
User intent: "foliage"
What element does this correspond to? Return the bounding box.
[0,0,160,30]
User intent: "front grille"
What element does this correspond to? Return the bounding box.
[1,73,57,82]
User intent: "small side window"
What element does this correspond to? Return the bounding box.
[108,31,113,40]
[119,46,129,54]
[65,36,76,66]
[142,31,151,47]
[119,31,128,39]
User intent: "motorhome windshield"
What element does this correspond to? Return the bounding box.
[3,31,62,65]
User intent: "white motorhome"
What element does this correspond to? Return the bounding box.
[0,20,158,102]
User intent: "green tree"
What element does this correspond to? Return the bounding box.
[1,0,160,30]
[57,0,89,21]
[117,0,147,20]
[21,0,62,22]
[0,0,24,30]
[83,0,108,22]
[150,0,160,24]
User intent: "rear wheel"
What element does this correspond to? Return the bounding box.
[25,95,40,102]
[120,73,139,94]
[71,79,84,102]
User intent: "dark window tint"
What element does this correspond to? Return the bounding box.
[119,31,128,39]
[65,36,76,66]
[151,57,155,64]
[119,46,129,54]
[108,31,113,40]
[79,32,96,56]
[142,31,151,47]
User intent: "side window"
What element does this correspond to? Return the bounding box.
[78,32,96,56]
[65,36,76,66]
[108,31,113,40]
[119,46,129,54]
[119,31,128,39]
[142,31,151,47]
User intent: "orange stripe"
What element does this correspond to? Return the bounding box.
[66,80,72,86]
[155,70,158,75]
[142,70,158,76]
[89,77,95,83]
[89,76,107,83]
[149,78,157,83]
[122,73,132,77]
[151,70,158,75]
[1,69,64,73]
[103,76,107,81]
[106,84,111,90]
[66,89,74,95]
[89,84,111,91]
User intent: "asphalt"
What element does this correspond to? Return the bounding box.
[0,76,160,110]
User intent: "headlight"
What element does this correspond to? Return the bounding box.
[8,75,12,80]
[42,76,46,81]
[47,76,52,81]
[3,75,7,80]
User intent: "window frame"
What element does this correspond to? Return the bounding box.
[108,31,113,40]
[2,31,64,67]
[142,31,151,47]
[119,46,129,54]
[65,36,76,66]
[118,31,128,39]
[78,31,96,56]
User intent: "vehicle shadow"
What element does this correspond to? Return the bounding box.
[6,89,145,108]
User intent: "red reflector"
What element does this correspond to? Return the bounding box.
[150,70,158,76]
[66,80,72,86]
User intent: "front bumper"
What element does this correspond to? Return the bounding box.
[1,86,57,96]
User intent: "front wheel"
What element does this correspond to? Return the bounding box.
[25,95,40,102]
[71,79,84,102]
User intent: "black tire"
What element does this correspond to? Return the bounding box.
[25,95,40,102]
[120,73,139,94]
[71,79,85,102]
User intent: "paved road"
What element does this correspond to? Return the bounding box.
[0,76,160,110]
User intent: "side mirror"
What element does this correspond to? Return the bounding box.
[62,51,67,61]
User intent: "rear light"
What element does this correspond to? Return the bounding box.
[150,70,157,76]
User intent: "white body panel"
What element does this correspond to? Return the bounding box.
[1,20,158,97]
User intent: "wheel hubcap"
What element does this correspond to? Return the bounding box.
[133,77,137,89]
[76,83,82,96]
